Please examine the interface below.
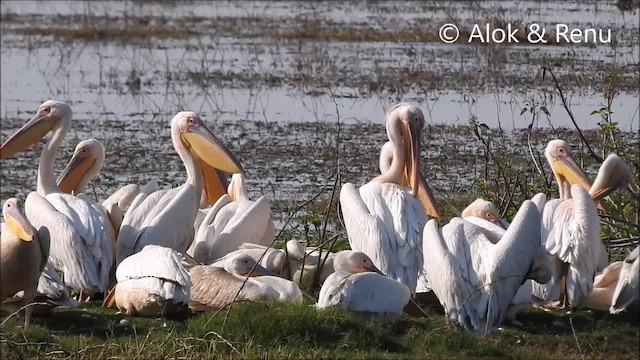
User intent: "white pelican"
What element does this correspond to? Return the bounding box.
[103,245,191,318]
[189,253,301,311]
[460,198,510,230]
[316,250,411,317]
[116,111,244,265]
[0,198,50,328]
[211,240,336,287]
[0,100,114,296]
[340,103,439,293]
[422,200,551,335]
[56,138,140,238]
[189,173,275,264]
[532,141,631,309]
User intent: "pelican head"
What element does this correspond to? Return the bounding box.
[384,103,441,219]
[57,139,105,194]
[589,154,632,202]
[545,139,592,199]
[172,112,244,204]
[0,100,72,159]
[285,240,307,260]
[333,250,383,275]
[2,198,35,241]
[461,198,508,229]
[225,253,273,277]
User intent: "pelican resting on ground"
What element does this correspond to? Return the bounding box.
[56,138,140,238]
[586,246,639,315]
[103,245,191,318]
[3,262,78,317]
[532,142,631,309]
[316,250,411,317]
[116,111,244,265]
[422,200,551,335]
[0,100,113,296]
[341,103,440,293]
[0,198,50,328]
[189,253,302,311]
[210,240,336,287]
[189,173,275,264]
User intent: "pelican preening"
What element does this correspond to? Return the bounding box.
[532,141,631,309]
[116,111,244,265]
[423,200,550,335]
[586,246,639,315]
[0,101,114,296]
[103,245,191,318]
[0,198,50,328]
[189,173,275,264]
[341,103,440,293]
[317,250,411,317]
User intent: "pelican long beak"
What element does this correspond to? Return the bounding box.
[5,207,35,241]
[402,122,440,219]
[401,122,421,200]
[417,173,442,220]
[0,113,53,159]
[181,124,243,205]
[57,151,95,194]
[550,155,603,210]
[244,263,275,277]
[196,157,229,206]
[360,264,384,275]
[181,124,244,174]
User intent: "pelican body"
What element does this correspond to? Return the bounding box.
[317,251,411,317]
[189,173,275,264]
[116,112,243,265]
[341,103,440,293]
[422,200,550,335]
[104,245,191,318]
[532,141,631,309]
[0,198,50,328]
[189,253,297,311]
[0,101,113,295]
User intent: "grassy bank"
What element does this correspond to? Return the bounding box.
[1,302,638,359]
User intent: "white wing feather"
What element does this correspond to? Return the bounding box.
[610,246,639,314]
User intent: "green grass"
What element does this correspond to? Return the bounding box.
[1,302,638,359]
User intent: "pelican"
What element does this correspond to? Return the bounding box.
[532,141,631,309]
[189,173,275,264]
[211,240,336,287]
[189,253,301,311]
[0,100,114,296]
[460,198,510,230]
[56,138,140,238]
[0,198,50,328]
[340,103,440,293]
[423,200,552,335]
[316,250,411,317]
[116,111,244,265]
[103,245,191,318]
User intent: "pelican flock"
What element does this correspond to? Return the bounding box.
[0,99,637,340]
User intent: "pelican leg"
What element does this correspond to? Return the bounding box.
[558,274,569,309]
[125,306,135,317]
[443,315,452,329]
[23,290,35,329]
